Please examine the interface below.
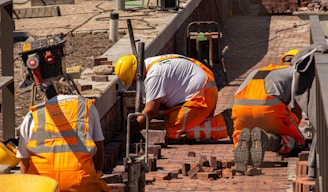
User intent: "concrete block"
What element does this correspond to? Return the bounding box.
[141,129,167,145]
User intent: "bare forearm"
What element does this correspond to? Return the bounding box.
[19,158,30,174]
[93,141,104,171]
[136,99,161,124]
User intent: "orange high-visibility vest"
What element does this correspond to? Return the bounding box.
[148,56,228,140]
[27,96,103,192]
[232,64,305,151]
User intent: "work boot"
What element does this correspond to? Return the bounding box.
[245,167,262,176]
[234,128,251,173]
[250,127,265,168]
[222,108,234,142]
[250,128,282,167]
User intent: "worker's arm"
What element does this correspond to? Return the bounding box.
[93,140,104,173]
[292,101,302,121]
[19,158,30,173]
[136,98,161,125]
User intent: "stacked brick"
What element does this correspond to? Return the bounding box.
[261,0,299,14]
[293,151,315,192]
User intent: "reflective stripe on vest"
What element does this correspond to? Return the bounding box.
[27,96,96,155]
[234,97,283,106]
[234,66,287,106]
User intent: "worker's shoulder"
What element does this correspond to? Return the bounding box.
[49,94,79,102]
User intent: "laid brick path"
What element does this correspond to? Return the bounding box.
[145,14,310,192]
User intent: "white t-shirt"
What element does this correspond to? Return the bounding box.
[16,95,104,158]
[144,54,207,108]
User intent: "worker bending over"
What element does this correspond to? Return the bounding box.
[17,80,111,192]
[232,49,305,175]
[115,54,234,142]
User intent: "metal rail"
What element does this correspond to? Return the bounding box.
[309,14,328,192]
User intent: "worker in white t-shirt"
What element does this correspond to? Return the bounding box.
[115,54,234,142]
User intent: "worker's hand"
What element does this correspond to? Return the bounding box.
[130,117,144,132]
[129,117,145,143]
[96,170,104,177]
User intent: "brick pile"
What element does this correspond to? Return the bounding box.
[293,151,315,192]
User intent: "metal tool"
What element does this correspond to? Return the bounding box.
[125,42,149,192]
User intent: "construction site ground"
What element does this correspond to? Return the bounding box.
[5,0,312,191]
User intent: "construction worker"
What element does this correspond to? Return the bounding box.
[115,54,234,142]
[232,49,305,175]
[16,80,111,192]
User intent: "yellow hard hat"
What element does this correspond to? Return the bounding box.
[114,55,137,86]
[0,141,20,168]
[280,49,299,65]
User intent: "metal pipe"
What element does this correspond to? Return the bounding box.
[127,19,138,56]
[135,42,144,113]
[116,0,125,11]
[109,12,119,42]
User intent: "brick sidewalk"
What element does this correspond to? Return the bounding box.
[144,15,310,192]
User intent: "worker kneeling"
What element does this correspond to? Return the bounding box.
[17,80,111,192]
[115,54,234,142]
[232,49,305,175]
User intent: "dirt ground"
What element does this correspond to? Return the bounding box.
[13,32,115,127]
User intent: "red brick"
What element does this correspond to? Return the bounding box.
[147,144,161,159]
[89,57,107,67]
[299,151,310,161]
[296,161,308,176]
[187,164,201,178]
[197,172,219,180]
[221,159,234,168]
[76,83,92,91]
[108,183,125,192]
[91,75,108,82]
[181,163,190,176]
[100,60,113,65]
[188,151,196,157]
